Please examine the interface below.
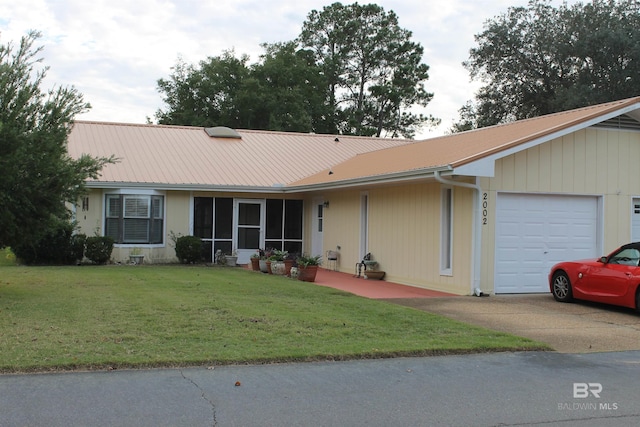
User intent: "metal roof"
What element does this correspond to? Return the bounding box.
[67,97,640,191]
[291,97,640,188]
[67,123,416,190]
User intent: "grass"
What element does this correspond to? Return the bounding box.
[0,249,547,373]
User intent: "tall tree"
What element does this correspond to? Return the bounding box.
[250,42,332,133]
[0,31,113,248]
[156,51,253,128]
[299,2,439,138]
[455,0,640,130]
[156,46,330,133]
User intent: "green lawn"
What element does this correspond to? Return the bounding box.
[0,251,547,373]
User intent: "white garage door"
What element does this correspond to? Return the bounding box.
[495,193,599,294]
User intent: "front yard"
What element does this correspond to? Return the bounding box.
[0,253,547,373]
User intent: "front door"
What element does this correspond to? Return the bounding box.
[234,199,265,264]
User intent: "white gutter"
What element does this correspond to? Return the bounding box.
[434,169,484,296]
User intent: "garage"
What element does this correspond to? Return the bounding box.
[494,193,600,294]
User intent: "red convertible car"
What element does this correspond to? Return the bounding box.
[549,242,640,311]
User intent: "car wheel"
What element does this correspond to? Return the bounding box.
[552,271,573,302]
[636,289,640,313]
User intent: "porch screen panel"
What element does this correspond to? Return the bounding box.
[214,198,233,240]
[265,199,303,253]
[194,197,213,239]
[285,200,303,239]
[265,199,284,250]
[213,198,233,258]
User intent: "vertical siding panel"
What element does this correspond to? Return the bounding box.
[606,130,620,194]
[595,129,609,194]
[405,186,417,276]
[323,190,361,271]
[526,145,539,191]
[561,134,574,192]
[572,131,586,193]
[583,129,599,191]
[366,183,460,290]
[501,156,515,191]
[514,151,527,190]
[453,186,473,292]
[628,131,640,190]
[538,142,552,191]
[549,139,564,192]
[617,131,630,195]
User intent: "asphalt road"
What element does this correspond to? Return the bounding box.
[2,351,640,427]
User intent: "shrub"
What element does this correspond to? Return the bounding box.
[12,220,84,265]
[175,235,203,264]
[70,234,87,263]
[85,236,114,264]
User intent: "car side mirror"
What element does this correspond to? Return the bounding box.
[599,256,608,263]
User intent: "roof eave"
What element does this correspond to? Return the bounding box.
[84,181,291,194]
[453,100,640,175]
[285,166,454,192]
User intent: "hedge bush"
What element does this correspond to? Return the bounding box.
[175,235,202,263]
[12,220,85,265]
[85,236,114,264]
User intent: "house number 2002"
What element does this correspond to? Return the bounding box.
[482,193,488,225]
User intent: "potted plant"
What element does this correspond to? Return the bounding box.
[250,252,260,271]
[258,248,272,273]
[225,250,238,267]
[296,254,322,282]
[269,250,288,275]
[129,247,144,265]
[283,252,295,277]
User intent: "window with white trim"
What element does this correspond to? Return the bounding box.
[440,187,453,274]
[105,194,164,244]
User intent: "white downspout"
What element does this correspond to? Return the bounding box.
[434,170,484,296]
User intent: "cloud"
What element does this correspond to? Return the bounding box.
[1,0,581,137]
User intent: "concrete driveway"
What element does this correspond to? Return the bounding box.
[385,294,640,353]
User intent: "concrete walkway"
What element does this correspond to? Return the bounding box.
[313,268,456,299]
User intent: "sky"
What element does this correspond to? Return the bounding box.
[1,0,580,139]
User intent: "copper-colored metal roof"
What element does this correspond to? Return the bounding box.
[292,97,640,187]
[67,122,416,189]
[68,97,640,190]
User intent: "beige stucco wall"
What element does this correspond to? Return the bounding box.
[76,189,315,264]
[480,127,640,292]
[74,190,190,264]
[322,182,475,295]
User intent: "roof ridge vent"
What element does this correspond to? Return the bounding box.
[205,126,242,139]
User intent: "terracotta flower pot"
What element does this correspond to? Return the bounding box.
[284,259,294,276]
[297,265,319,282]
[251,258,260,271]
